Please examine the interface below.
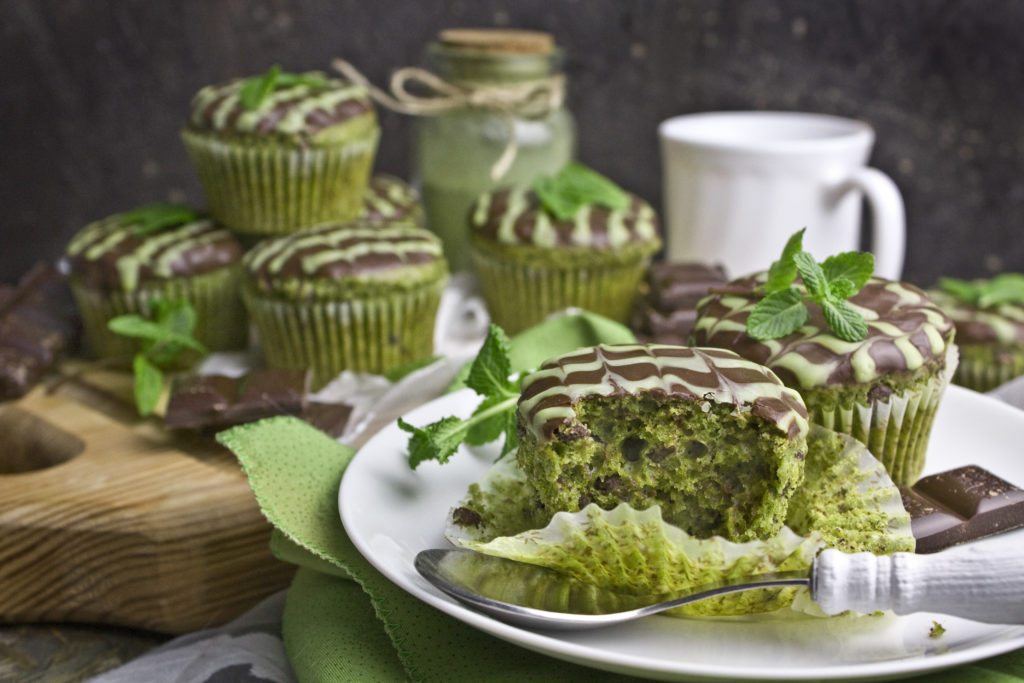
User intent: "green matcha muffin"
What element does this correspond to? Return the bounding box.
[362,174,425,226]
[692,275,957,485]
[468,184,661,334]
[66,206,247,358]
[928,276,1024,392]
[242,220,448,387]
[182,66,379,235]
[515,344,809,542]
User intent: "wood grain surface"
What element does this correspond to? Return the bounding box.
[0,370,294,634]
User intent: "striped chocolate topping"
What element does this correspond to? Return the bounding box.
[518,344,809,441]
[362,175,424,224]
[187,72,373,137]
[692,275,956,389]
[470,187,660,249]
[66,214,242,291]
[243,221,444,282]
[928,289,1024,346]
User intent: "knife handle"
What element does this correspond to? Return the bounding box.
[813,542,1024,624]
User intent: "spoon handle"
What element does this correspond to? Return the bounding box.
[813,542,1024,623]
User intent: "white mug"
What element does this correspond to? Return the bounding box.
[658,111,905,280]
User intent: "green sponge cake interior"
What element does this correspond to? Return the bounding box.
[515,344,809,542]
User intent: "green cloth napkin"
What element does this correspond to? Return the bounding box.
[217,312,1024,682]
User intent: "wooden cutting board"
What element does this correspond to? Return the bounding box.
[0,369,295,634]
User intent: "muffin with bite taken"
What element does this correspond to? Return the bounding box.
[182,65,379,236]
[515,343,809,542]
[468,163,661,334]
[65,204,247,358]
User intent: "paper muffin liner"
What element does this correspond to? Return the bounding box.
[470,247,650,334]
[446,425,913,618]
[806,344,959,486]
[952,345,1024,393]
[243,279,446,388]
[71,265,248,359]
[181,129,379,235]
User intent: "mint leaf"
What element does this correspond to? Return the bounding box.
[978,273,1024,308]
[120,203,198,236]
[828,277,856,301]
[465,394,513,446]
[747,288,808,340]
[400,416,468,468]
[276,72,329,90]
[822,252,874,291]
[467,324,515,397]
[765,228,806,292]
[107,315,167,342]
[240,64,282,110]
[402,324,521,468]
[820,299,868,342]
[938,277,981,305]
[533,162,630,221]
[133,354,163,416]
[794,252,829,300]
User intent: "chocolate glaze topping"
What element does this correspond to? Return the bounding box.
[362,174,424,224]
[187,73,373,138]
[517,344,809,442]
[691,275,955,389]
[244,221,444,286]
[66,214,242,291]
[928,289,1024,346]
[470,187,660,249]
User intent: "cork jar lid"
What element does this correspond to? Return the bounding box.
[438,28,555,55]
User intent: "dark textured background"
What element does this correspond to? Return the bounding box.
[3,0,1023,289]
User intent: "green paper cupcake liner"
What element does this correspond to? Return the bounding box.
[71,266,248,359]
[806,345,958,486]
[243,280,446,388]
[952,345,1024,393]
[181,129,379,235]
[470,248,650,335]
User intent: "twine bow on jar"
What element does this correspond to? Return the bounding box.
[332,58,566,180]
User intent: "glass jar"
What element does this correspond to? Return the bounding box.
[412,33,576,271]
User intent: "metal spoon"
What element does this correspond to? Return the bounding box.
[415,543,1024,630]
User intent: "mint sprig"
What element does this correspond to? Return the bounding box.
[532,162,631,221]
[400,324,519,468]
[120,203,199,237]
[747,229,873,342]
[939,273,1024,309]
[107,299,209,415]
[239,65,329,110]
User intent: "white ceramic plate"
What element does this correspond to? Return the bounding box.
[340,385,1024,681]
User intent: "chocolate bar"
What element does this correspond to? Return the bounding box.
[901,465,1024,553]
[164,368,310,429]
[631,262,728,345]
[164,368,353,437]
[0,263,80,400]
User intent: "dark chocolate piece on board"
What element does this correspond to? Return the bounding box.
[0,263,80,401]
[631,262,728,345]
[903,465,1024,554]
[302,401,354,439]
[164,368,310,429]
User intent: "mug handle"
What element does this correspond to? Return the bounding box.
[835,168,906,280]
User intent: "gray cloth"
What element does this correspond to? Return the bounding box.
[87,591,296,683]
